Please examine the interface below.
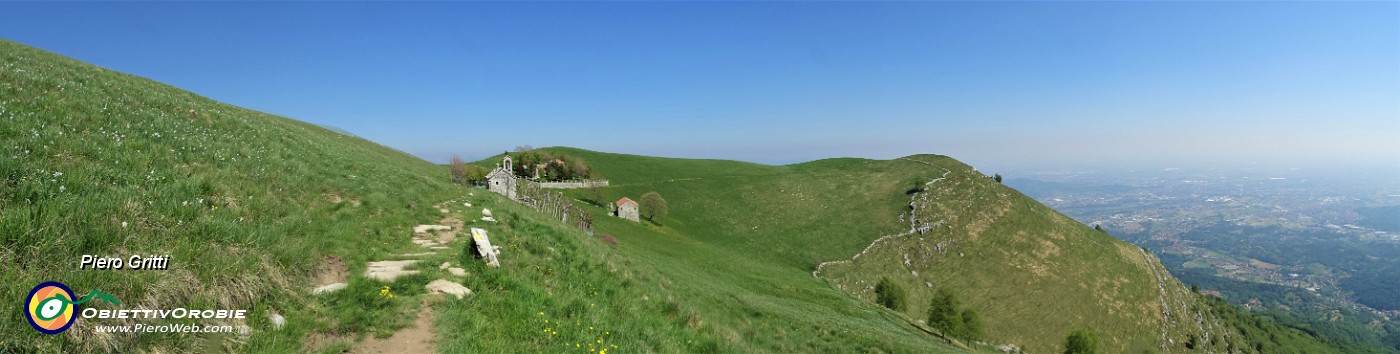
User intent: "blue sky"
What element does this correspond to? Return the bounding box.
[2,2,1397,171]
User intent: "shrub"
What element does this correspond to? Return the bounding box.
[874,277,906,311]
[927,287,964,337]
[960,308,984,340]
[1064,329,1100,354]
[924,287,984,340]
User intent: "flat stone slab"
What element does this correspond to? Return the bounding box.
[471,228,501,268]
[398,252,434,257]
[365,260,421,282]
[313,282,348,295]
[447,268,466,277]
[413,224,452,234]
[425,279,471,299]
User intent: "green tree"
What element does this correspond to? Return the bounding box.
[959,308,984,340]
[927,287,964,337]
[568,158,591,179]
[1064,329,1100,354]
[874,277,906,311]
[589,186,610,207]
[994,173,1003,183]
[640,192,668,221]
[463,164,487,185]
[544,160,567,181]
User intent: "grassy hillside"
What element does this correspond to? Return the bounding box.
[518,147,1341,353]
[818,155,1336,353]
[0,39,970,353]
[0,38,461,351]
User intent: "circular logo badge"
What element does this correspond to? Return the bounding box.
[26,282,77,334]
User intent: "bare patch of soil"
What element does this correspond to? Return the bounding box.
[350,304,437,354]
[317,256,348,286]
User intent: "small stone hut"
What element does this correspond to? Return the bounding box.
[614,197,639,222]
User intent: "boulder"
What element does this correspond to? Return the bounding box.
[268,313,286,329]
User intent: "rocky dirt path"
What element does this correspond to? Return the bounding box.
[350,304,438,354]
[316,199,479,354]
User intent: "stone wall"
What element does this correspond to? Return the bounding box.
[537,180,609,189]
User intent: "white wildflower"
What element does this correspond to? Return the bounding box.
[58,185,65,193]
[52,171,62,177]
[121,221,128,228]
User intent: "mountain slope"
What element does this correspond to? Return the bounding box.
[0,39,971,353]
[0,37,468,351]
[529,147,1340,353]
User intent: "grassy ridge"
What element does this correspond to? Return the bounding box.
[528,148,1339,353]
[0,39,968,353]
[505,147,946,268]
[483,148,972,352]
